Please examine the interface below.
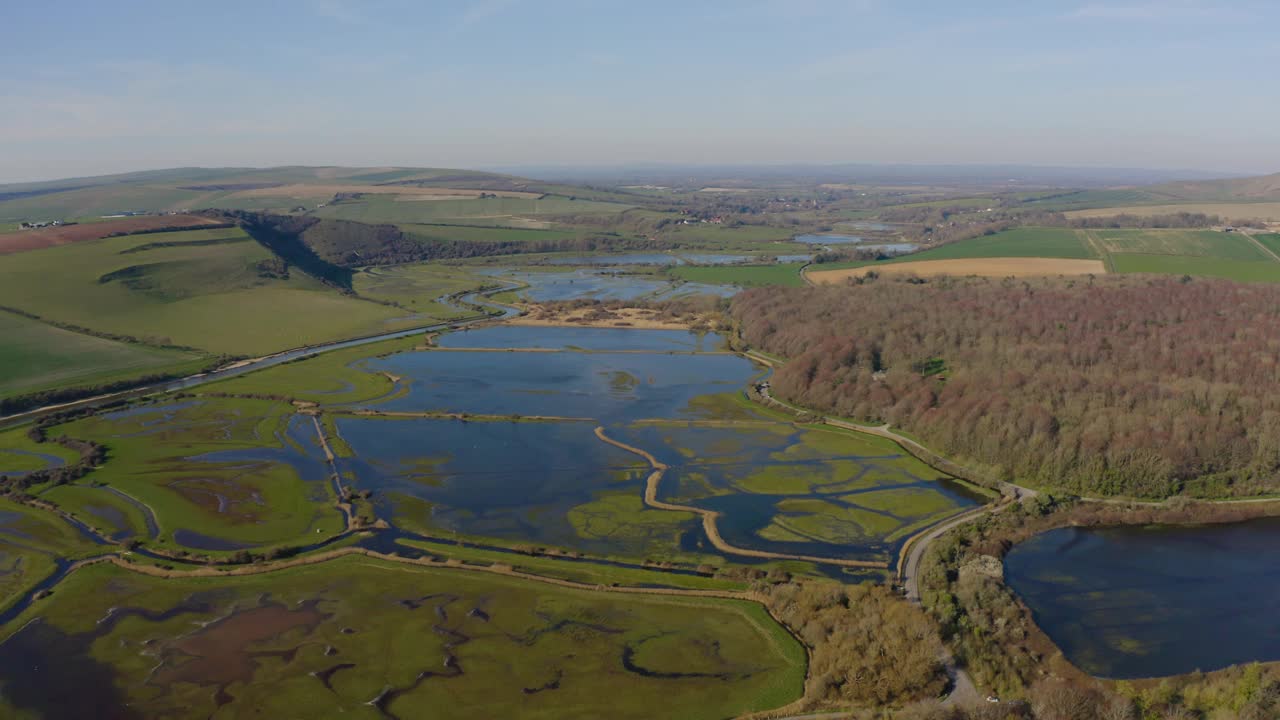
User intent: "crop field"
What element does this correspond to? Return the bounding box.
[0,310,200,399]
[1066,202,1280,222]
[670,263,806,287]
[808,257,1107,282]
[0,557,804,719]
[1109,254,1280,283]
[0,227,419,356]
[313,195,633,226]
[1090,228,1270,260]
[1256,233,1280,256]
[0,185,213,223]
[47,397,346,552]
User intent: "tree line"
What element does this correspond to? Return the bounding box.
[731,276,1280,498]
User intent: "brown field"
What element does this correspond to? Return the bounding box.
[1065,202,1280,222]
[0,214,223,255]
[233,184,542,200]
[808,257,1107,283]
[506,305,696,330]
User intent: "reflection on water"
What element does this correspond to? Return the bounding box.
[1005,518,1280,678]
[479,268,735,302]
[365,347,757,422]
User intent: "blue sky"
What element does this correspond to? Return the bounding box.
[2,0,1277,182]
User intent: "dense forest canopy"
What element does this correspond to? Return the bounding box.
[732,276,1280,498]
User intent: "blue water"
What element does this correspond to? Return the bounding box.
[794,234,862,244]
[1005,518,1280,678]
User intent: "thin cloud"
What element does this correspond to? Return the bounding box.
[454,0,519,31]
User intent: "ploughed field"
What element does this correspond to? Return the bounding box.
[0,325,985,715]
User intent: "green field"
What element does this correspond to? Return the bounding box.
[0,427,79,475]
[352,264,490,315]
[670,263,806,288]
[400,223,582,244]
[0,310,201,399]
[0,497,105,612]
[904,227,1095,260]
[313,195,632,226]
[0,227,420,356]
[1091,228,1269,260]
[47,397,345,552]
[1110,254,1280,283]
[203,334,418,404]
[0,557,805,719]
[1253,233,1280,256]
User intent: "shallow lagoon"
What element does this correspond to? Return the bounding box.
[334,418,700,558]
[616,423,984,563]
[365,346,758,422]
[480,269,734,302]
[1005,518,1280,678]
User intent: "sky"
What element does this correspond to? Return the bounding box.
[2,0,1278,182]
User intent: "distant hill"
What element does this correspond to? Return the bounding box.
[0,166,551,224]
[1145,172,1280,202]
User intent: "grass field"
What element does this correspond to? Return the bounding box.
[202,334,419,404]
[1252,233,1280,256]
[352,264,491,316]
[0,227,420,356]
[0,310,201,399]
[0,497,105,613]
[313,195,632,226]
[1091,229,1270,260]
[401,223,582,244]
[0,557,805,719]
[1109,254,1280,283]
[50,398,346,552]
[0,427,79,475]
[670,263,806,287]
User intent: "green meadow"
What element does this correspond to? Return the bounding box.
[0,557,805,720]
[46,398,345,552]
[0,497,105,612]
[314,194,632,226]
[0,227,420,356]
[0,310,201,399]
[1092,228,1269,260]
[1110,254,1280,283]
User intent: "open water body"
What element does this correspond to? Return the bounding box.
[334,418,680,557]
[480,269,735,302]
[1004,518,1280,678]
[365,336,757,422]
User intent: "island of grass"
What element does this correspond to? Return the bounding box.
[0,555,805,719]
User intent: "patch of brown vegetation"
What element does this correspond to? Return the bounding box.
[807,257,1107,282]
[0,215,225,255]
[508,305,697,330]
